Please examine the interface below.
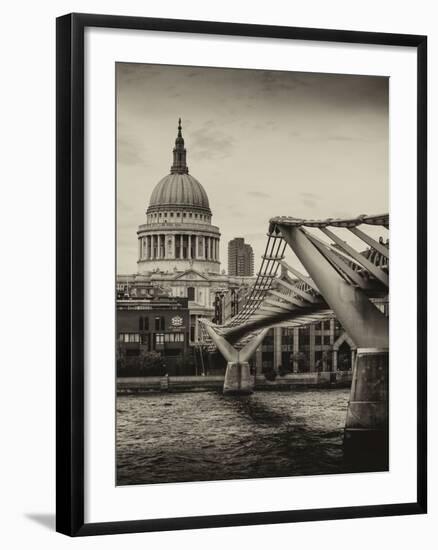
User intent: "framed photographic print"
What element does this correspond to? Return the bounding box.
[56,13,427,536]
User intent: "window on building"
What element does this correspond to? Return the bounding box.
[324,335,331,345]
[155,316,165,331]
[175,238,181,259]
[183,213,186,217]
[177,212,180,217]
[281,327,294,346]
[155,333,186,344]
[300,326,310,346]
[170,212,174,217]
[119,333,140,343]
[187,287,195,301]
[264,329,274,346]
[324,320,331,330]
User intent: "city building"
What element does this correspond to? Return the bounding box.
[254,320,353,376]
[117,295,190,375]
[228,238,254,276]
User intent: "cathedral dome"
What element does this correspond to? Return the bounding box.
[147,118,211,215]
[148,173,211,213]
[138,119,221,275]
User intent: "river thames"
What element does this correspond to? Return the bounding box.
[116,388,381,485]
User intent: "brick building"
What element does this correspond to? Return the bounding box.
[117,295,191,374]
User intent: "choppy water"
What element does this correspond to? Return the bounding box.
[116,389,366,486]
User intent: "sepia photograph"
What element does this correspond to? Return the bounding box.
[115,62,389,486]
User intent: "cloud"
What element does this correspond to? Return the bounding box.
[241,232,269,241]
[301,198,317,208]
[247,191,270,198]
[116,63,164,87]
[325,134,375,143]
[190,123,234,160]
[257,70,311,96]
[117,137,148,167]
[186,70,202,78]
[298,191,318,209]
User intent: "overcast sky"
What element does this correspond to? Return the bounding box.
[116,63,388,275]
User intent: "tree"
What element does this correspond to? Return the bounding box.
[141,351,165,376]
[175,351,196,375]
[262,364,277,381]
[290,352,308,372]
[117,348,165,377]
[278,363,292,376]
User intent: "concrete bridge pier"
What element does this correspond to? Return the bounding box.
[201,323,269,396]
[344,348,389,467]
[223,362,253,395]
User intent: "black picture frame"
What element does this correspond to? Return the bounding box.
[56,12,427,537]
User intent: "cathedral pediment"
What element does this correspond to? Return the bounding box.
[173,269,210,281]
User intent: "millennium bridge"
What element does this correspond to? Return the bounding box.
[199,213,389,459]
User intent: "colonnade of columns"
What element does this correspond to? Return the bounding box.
[138,233,220,261]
